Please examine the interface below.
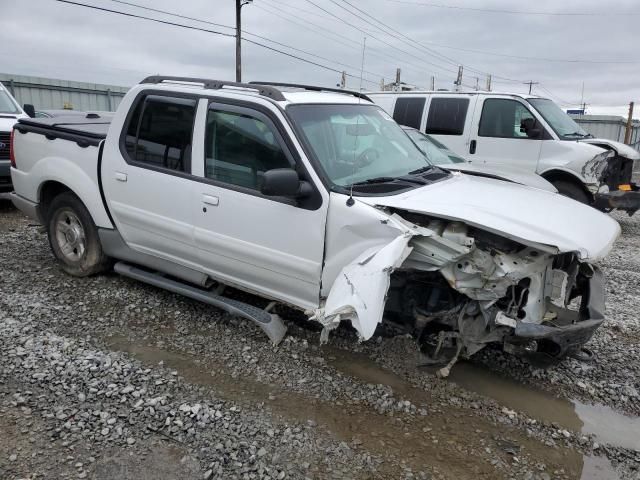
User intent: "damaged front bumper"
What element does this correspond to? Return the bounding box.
[504,267,605,365]
[594,183,640,216]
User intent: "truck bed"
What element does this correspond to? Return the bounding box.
[15,115,111,147]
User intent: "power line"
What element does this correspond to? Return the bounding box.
[332,0,523,83]
[302,0,461,77]
[257,1,440,85]
[51,0,379,84]
[381,0,640,16]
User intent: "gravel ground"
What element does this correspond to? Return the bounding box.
[1,199,639,480]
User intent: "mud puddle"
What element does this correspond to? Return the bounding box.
[444,361,640,452]
[325,348,625,480]
[106,334,582,479]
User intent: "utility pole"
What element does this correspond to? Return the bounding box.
[486,74,492,92]
[624,102,635,145]
[454,65,463,91]
[524,80,539,94]
[380,78,385,91]
[430,76,435,91]
[395,68,401,91]
[474,76,479,91]
[235,0,253,83]
[340,71,346,89]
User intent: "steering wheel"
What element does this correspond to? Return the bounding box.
[356,148,380,167]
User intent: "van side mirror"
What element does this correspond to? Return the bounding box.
[261,168,310,198]
[527,128,542,139]
[23,104,36,118]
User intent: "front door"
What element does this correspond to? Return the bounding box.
[468,97,544,172]
[193,101,328,310]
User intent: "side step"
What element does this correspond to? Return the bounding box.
[114,262,287,345]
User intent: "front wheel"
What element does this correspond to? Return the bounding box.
[47,192,110,277]
[552,180,591,205]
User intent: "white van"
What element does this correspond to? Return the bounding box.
[369,91,640,214]
[0,83,29,196]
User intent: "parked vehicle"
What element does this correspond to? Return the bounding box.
[0,83,28,196]
[401,126,557,193]
[10,77,620,373]
[369,91,640,215]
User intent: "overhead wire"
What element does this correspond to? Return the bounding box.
[52,0,381,85]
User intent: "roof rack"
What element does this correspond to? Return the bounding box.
[140,76,287,101]
[249,81,372,102]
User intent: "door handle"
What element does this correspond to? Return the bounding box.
[469,140,477,154]
[115,171,128,182]
[202,194,219,206]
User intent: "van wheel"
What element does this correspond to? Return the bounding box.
[47,192,110,277]
[552,181,591,205]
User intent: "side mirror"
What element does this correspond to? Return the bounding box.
[23,104,36,118]
[261,168,309,197]
[527,128,542,139]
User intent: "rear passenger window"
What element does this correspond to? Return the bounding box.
[204,109,291,191]
[393,97,425,129]
[124,95,196,172]
[425,98,469,136]
[478,99,536,139]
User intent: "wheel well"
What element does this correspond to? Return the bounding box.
[540,170,593,199]
[39,181,74,219]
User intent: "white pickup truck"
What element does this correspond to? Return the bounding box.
[10,77,621,372]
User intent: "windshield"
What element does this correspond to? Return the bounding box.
[287,104,432,187]
[404,129,466,164]
[527,98,589,139]
[0,88,21,114]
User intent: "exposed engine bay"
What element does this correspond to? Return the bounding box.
[314,208,604,376]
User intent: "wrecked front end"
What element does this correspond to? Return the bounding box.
[314,202,611,375]
[583,145,640,216]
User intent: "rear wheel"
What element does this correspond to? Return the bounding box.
[552,180,591,205]
[46,192,110,277]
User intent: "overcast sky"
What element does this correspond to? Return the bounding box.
[1,0,639,114]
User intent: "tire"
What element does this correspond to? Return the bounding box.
[46,192,110,277]
[552,180,591,205]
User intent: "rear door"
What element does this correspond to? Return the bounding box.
[468,96,544,171]
[423,94,476,157]
[192,99,328,310]
[102,92,201,268]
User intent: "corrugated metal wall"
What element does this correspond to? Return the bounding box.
[571,114,640,149]
[0,73,129,112]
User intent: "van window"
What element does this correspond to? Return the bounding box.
[204,109,291,190]
[478,99,537,139]
[125,95,196,172]
[393,97,425,129]
[425,98,469,135]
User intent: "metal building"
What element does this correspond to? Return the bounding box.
[570,114,640,150]
[0,73,129,112]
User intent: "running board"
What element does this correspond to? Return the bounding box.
[114,262,287,345]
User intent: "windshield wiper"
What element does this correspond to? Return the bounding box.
[408,165,435,175]
[563,131,589,138]
[349,176,397,186]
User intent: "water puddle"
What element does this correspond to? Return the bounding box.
[445,361,640,452]
[325,348,629,480]
[106,335,583,479]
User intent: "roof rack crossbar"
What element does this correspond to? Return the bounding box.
[249,81,372,102]
[140,76,287,101]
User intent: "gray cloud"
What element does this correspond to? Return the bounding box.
[1,0,638,112]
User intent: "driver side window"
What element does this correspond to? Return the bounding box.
[204,108,291,190]
[479,99,538,139]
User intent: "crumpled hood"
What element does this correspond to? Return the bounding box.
[580,138,640,161]
[358,173,620,261]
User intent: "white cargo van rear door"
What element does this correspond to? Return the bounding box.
[467,96,544,172]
